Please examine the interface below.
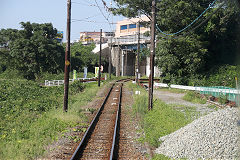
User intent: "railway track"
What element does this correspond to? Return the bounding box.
[70,80,125,160]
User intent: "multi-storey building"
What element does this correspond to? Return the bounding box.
[115,16,150,38]
[80,31,114,45]
[110,16,160,77]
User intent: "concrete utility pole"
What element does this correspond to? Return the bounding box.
[148,0,156,111]
[98,29,102,87]
[136,21,140,84]
[116,43,121,77]
[109,36,112,79]
[63,0,71,112]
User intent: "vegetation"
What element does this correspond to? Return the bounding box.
[218,94,229,105]
[127,83,196,151]
[152,154,170,160]
[183,91,207,104]
[0,22,65,79]
[70,42,100,73]
[188,65,240,88]
[0,79,101,159]
[112,0,240,86]
[207,104,219,110]
[0,22,99,81]
[156,87,186,94]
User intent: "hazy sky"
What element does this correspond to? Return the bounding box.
[0,0,125,41]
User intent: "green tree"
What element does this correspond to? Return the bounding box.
[0,29,19,72]
[113,0,240,85]
[0,28,18,48]
[5,22,65,79]
[156,34,208,84]
[70,42,98,72]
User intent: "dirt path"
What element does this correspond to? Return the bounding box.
[153,90,216,115]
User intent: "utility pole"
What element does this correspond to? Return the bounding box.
[116,42,121,77]
[63,0,71,112]
[148,0,156,111]
[109,36,112,79]
[136,21,140,84]
[98,29,102,87]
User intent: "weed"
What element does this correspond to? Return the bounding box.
[68,135,81,142]
[86,108,96,114]
[183,91,207,104]
[126,82,200,159]
[0,79,100,159]
[143,101,192,147]
[207,105,218,111]
[127,82,194,147]
[218,94,228,105]
[152,154,171,160]
[157,87,186,93]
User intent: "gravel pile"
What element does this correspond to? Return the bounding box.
[155,107,240,159]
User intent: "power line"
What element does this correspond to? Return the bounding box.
[156,0,218,36]
[72,1,94,6]
[72,14,101,22]
[81,0,93,5]
[72,19,117,24]
[94,0,114,30]
[72,1,105,8]
[155,1,225,39]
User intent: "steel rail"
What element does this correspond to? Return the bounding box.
[70,83,114,160]
[110,83,123,159]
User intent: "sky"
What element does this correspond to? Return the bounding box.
[0,0,125,42]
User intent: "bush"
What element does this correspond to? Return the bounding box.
[70,80,85,94]
[0,78,100,159]
[188,65,240,88]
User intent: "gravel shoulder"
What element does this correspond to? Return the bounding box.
[155,107,240,159]
[153,89,240,159]
[153,89,216,115]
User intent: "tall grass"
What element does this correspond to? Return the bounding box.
[0,79,101,160]
[127,82,196,159]
[183,91,207,104]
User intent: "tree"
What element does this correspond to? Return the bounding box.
[5,22,65,79]
[156,34,208,84]
[70,42,98,72]
[0,29,19,72]
[112,0,152,18]
[113,0,240,84]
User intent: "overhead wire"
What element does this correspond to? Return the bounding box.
[156,1,225,39]
[94,0,115,31]
[72,1,105,8]
[72,19,116,24]
[156,0,218,36]
[72,14,101,22]
[71,0,116,25]
[81,0,93,5]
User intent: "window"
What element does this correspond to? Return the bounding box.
[129,24,137,29]
[120,25,128,30]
